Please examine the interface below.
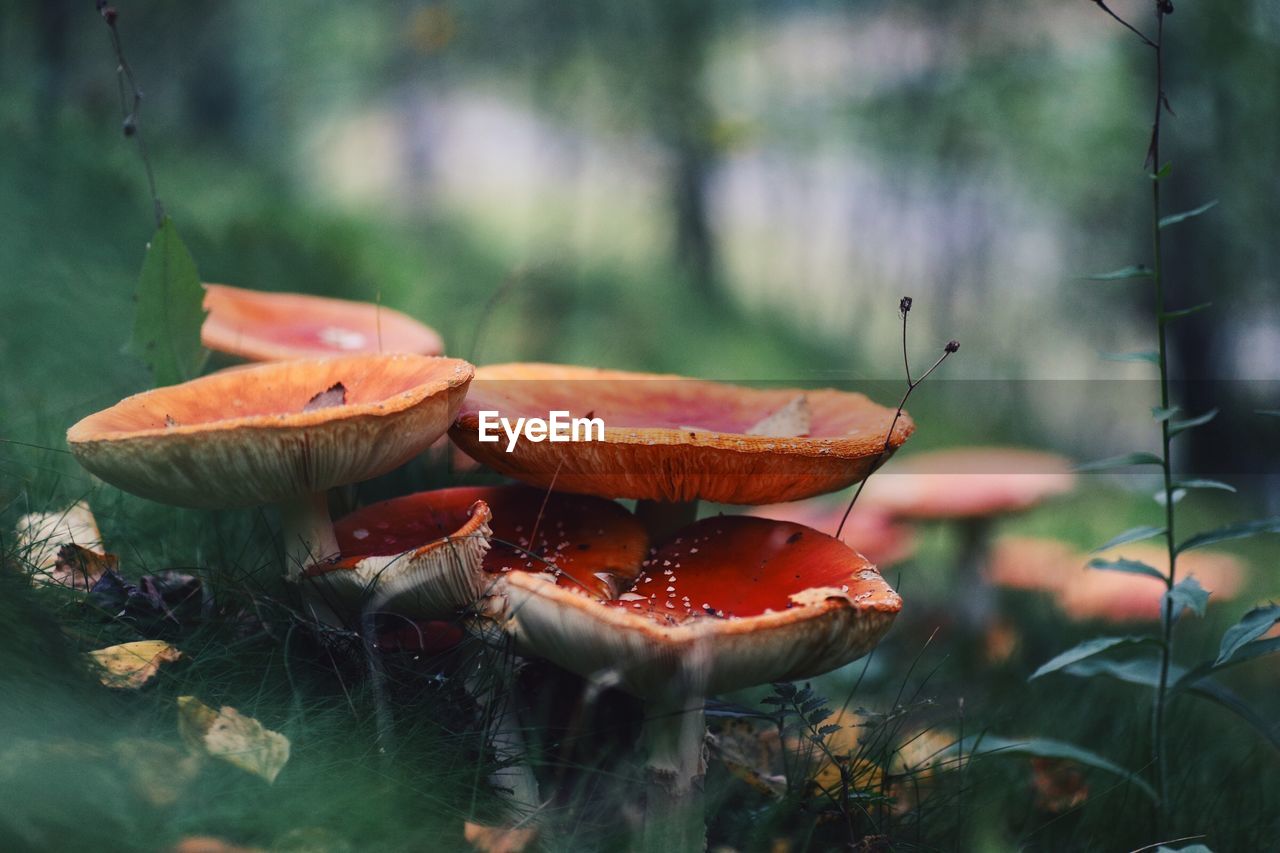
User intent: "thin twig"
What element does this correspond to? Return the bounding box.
[835,297,957,539]
[95,2,164,227]
[1093,0,1159,49]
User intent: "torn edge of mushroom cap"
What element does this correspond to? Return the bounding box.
[450,364,913,504]
[65,354,473,508]
[493,523,902,700]
[201,284,446,361]
[300,501,495,621]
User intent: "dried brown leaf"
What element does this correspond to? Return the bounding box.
[177,696,291,784]
[88,640,182,689]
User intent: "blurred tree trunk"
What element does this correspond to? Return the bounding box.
[650,0,720,302]
[36,0,73,130]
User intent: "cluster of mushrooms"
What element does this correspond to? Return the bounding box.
[67,284,920,847]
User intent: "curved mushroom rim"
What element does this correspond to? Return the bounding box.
[67,354,473,443]
[454,362,913,456]
[500,561,902,645]
[304,499,495,578]
[452,410,914,461]
[202,284,445,360]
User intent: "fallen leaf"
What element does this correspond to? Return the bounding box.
[709,719,787,796]
[303,382,347,412]
[178,696,291,784]
[88,640,183,689]
[463,822,537,853]
[1030,757,1089,813]
[14,501,112,587]
[746,394,811,437]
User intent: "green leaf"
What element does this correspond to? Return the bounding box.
[1161,302,1213,323]
[1099,350,1160,365]
[1030,635,1156,680]
[1155,845,1212,853]
[1178,517,1280,554]
[1164,577,1209,627]
[1069,656,1280,752]
[1173,478,1236,494]
[1182,677,1280,752]
[1158,199,1219,229]
[1093,525,1167,553]
[1154,488,1186,507]
[1151,406,1180,422]
[1064,656,1168,687]
[1169,408,1219,437]
[1209,637,1280,672]
[1214,604,1280,666]
[1087,557,1166,582]
[1149,161,1173,181]
[125,218,208,387]
[1258,409,1280,417]
[1080,265,1153,282]
[1075,452,1164,472]
[948,735,1157,802]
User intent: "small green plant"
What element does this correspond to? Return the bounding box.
[1028,0,1280,834]
[95,1,207,387]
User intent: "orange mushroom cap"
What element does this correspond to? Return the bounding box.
[499,516,902,699]
[860,447,1075,520]
[747,500,917,567]
[202,284,444,362]
[988,536,1246,622]
[67,354,472,508]
[449,363,913,505]
[329,485,649,600]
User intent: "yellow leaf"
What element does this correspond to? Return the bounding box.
[177,696,291,784]
[14,501,113,588]
[463,822,537,853]
[87,640,182,689]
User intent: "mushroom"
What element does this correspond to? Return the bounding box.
[496,515,902,848]
[747,499,916,567]
[66,353,473,582]
[302,484,651,824]
[989,536,1245,622]
[304,484,649,622]
[202,284,444,362]
[859,447,1075,626]
[449,363,913,539]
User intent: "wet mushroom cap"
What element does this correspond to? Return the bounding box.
[860,447,1075,520]
[67,354,473,508]
[500,516,902,698]
[450,363,913,504]
[202,284,445,361]
[332,485,649,598]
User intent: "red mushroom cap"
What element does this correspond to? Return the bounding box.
[202,284,444,362]
[67,354,472,508]
[989,536,1246,622]
[860,447,1075,520]
[747,500,916,566]
[450,363,913,505]
[330,485,649,600]
[499,516,902,699]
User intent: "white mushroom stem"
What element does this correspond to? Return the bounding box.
[279,491,339,582]
[634,500,699,543]
[640,695,708,853]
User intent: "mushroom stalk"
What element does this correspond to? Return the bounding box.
[634,500,699,542]
[471,670,542,821]
[280,491,339,581]
[639,696,707,853]
[956,516,994,629]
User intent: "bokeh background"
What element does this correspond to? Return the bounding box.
[2,2,1279,850]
